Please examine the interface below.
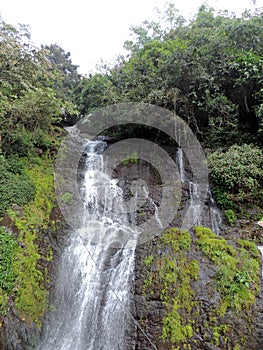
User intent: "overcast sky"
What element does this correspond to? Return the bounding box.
[0,0,258,75]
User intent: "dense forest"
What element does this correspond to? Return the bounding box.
[0,2,262,339]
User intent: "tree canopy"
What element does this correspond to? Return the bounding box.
[0,17,80,156]
[76,4,263,147]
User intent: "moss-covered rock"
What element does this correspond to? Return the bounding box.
[135,227,263,350]
[0,156,62,349]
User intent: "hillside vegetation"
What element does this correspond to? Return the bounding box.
[0,2,262,327]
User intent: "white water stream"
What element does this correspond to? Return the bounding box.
[37,141,138,350]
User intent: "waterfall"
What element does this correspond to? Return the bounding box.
[208,189,222,235]
[142,185,163,229]
[187,182,222,234]
[177,147,185,182]
[177,147,222,233]
[37,140,138,350]
[188,181,202,227]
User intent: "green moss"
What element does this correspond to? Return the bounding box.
[144,255,154,267]
[211,324,229,346]
[161,228,192,251]
[143,228,200,347]
[142,226,260,348]
[194,226,260,312]
[143,272,154,296]
[4,157,56,327]
[224,209,237,225]
[237,239,261,258]
[0,227,18,292]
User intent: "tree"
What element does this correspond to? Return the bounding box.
[41,44,80,101]
[74,3,263,146]
[74,73,117,116]
[0,17,80,154]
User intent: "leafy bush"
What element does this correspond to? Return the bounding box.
[208,144,263,193]
[5,155,24,174]
[212,187,237,210]
[225,209,237,226]
[0,156,36,215]
[3,126,34,157]
[32,129,52,151]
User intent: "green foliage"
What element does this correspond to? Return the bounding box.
[0,227,17,292]
[74,73,117,116]
[75,4,263,147]
[0,17,79,156]
[144,255,154,267]
[208,144,263,216]
[208,144,263,193]
[61,192,74,203]
[0,156,36,215]
[211,187,236,210]
[41,44,80,101]
[5,157,55,327]
[40,44,80,124]
[224,209,237,226]
[122,151,139,166]
[8,88,62,130]
[195,226,260,312]
[13,228,48,327]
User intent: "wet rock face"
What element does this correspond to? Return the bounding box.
[134,233,263,350]
[0,310,39,350]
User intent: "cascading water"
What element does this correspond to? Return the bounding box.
[141,185,163,229]
[177,147,185,182]
[37,141,138,350]
[188,181,202,227]
[208,189,222,235]
[177,147,222,233]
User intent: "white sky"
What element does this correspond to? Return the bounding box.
[0,0,259,75]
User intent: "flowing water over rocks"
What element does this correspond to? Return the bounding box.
[37,141,138,350]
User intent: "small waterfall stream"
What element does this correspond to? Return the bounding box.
[177,147,185,183]
[37,141,138,350]
[178,147,222,233]
[208,189,222,235]
[188,181,202,227]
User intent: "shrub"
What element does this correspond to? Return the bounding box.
[0,156,36,215]
[208,144,263,193]
[225,209,237,226]
[3,126,33,157]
